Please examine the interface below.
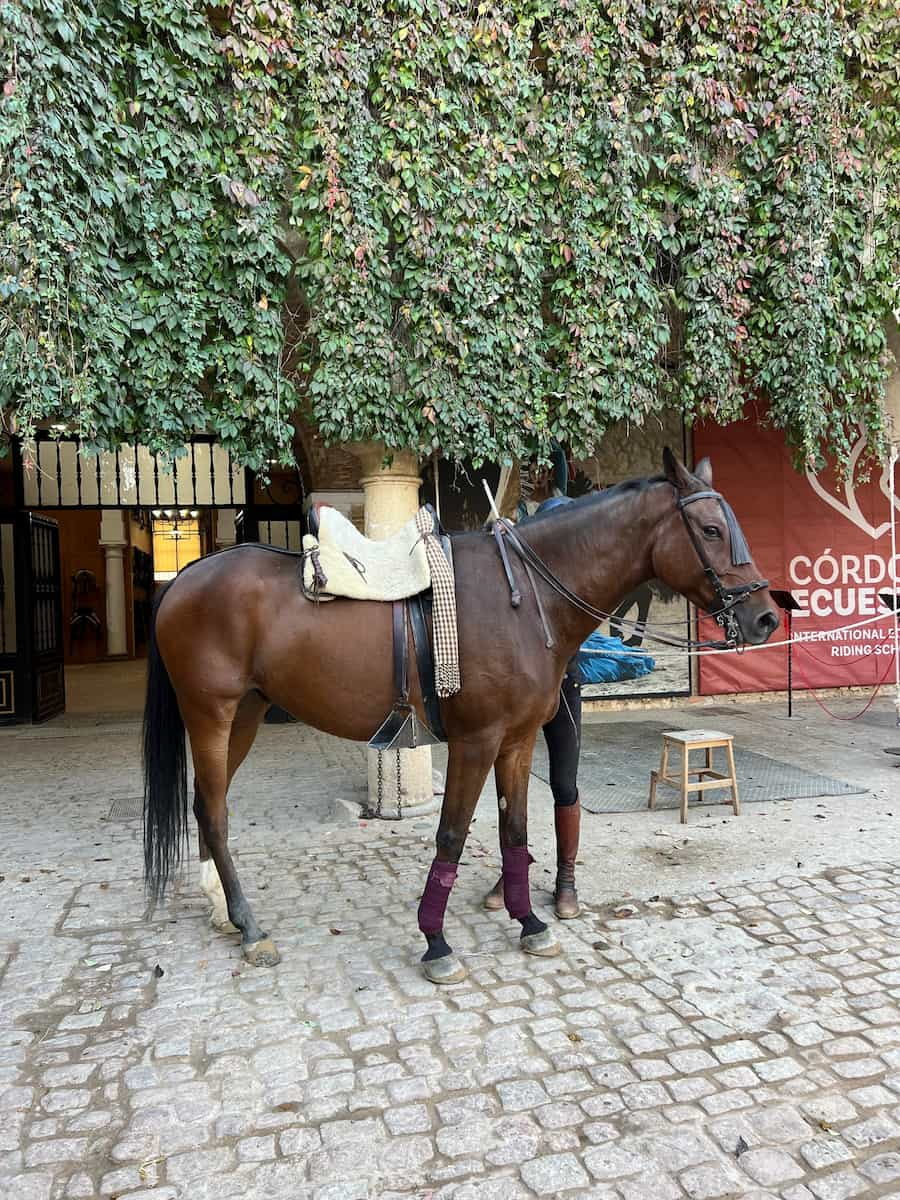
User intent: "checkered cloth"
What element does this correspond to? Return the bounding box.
[415,507,461,697]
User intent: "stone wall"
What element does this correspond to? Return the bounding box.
[294,419,362,492]
[573,410,687,488]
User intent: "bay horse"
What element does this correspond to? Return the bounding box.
[143,450,778,983]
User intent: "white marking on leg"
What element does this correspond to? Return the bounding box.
[200,859,236,932]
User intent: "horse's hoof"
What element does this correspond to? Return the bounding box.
[421,954,467,985]
[521,928,561,957]
[554,889,581,920]
[243,937,281,967]
[483,880,504,911]
[211,913,240,934]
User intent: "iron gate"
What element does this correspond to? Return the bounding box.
[0,512,65,724]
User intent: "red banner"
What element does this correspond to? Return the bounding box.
[694,405,899,695]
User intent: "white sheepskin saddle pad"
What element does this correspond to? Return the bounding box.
[302,505,431,601]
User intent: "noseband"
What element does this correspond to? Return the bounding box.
[676,489,769,644]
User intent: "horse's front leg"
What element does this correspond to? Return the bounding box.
[495,738,561,958]
[418,736,498,985]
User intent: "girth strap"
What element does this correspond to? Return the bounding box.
[392,600,409,702]
[369,600,442,752]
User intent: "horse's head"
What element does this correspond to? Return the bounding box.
[652,449,779,646]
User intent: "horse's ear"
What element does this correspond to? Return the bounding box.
[694,457,713,487]
[662,447,694,491]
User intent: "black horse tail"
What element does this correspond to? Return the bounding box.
[142,587,188,901]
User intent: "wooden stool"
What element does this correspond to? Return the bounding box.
[648,730,740,824]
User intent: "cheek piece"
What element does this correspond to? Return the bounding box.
[501,845,534,919]
[417,859,458,934]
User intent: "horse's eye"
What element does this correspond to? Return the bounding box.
[702,525,722,540]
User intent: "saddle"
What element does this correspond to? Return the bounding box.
[302,503,459,749]
[303,504,432,601]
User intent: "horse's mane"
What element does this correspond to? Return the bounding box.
[520,474,668,525]
[520,474,676,602]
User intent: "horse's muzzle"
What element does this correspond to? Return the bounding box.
[748,607,779,644]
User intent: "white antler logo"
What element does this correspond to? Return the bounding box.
[806,434,899,541]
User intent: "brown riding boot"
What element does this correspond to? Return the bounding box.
[554,803,581,919]
[483,875,504,910]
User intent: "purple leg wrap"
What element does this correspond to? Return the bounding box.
[417,859,459,934]
[502,846,534,919]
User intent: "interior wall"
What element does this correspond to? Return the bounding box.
[37,508,106,665]
[0,453,14,506]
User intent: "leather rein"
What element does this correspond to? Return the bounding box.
[493,487,769,653]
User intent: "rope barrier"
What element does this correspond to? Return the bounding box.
[586,609,898,661]
[790,648,897,721]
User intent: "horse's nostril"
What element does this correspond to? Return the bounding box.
[756,609,779,635]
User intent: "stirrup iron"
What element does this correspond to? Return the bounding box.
[369,703,442,751]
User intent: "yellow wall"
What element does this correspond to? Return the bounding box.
[152,517,201,579]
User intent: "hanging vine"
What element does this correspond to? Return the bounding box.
[1,1,898,472]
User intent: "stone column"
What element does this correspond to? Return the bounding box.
[99,510,128,658]
[351,442,437,819]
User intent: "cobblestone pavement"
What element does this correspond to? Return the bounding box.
[5,790,900,1197]
[4,704,900,1200]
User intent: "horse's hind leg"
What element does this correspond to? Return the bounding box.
[188,703,280,967]
[198,692,269,934]
[495,737,560,958]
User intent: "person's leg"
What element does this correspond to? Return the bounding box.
[483,668,584,916]
[543,667,582,918]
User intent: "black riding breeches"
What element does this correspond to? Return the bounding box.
[542,667,582,808]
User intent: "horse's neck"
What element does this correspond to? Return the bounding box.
[522,485,666,655]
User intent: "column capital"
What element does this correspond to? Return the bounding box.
[347,440,421,482]
[99,509,128,548]
[215,508,238,549]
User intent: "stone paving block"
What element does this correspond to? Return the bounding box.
[0,1174,53,1200]
[754,1056,803,1081]
[807,1170,869,1199]
[520,1152,590,1194]
[617,1169,684,1200]
[485,1115,542,1167]
[748,1103,813,1144]
[436,1118,498,1159]
[165,1147,236,1184]
[800,1095,859,1124]
[236,1134,276,1162]
[496,1079,549,1112]
[831,1057,885,1079]
[437,1178,533,1200]
[798,1136,854,1170]
[621,1080,670,1109]
[679,1160,746,1198]
[582,1142,645,1181]
[744,1147,806,1185]
[843,1111,900,1146]
[859,1151,900,1183]
[23,1138,89,1167]
[534,1101,583,1129]
[712,1039,759,1063]
[668,1048,718,1074]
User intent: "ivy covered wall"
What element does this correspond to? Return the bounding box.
[1,2,898,473]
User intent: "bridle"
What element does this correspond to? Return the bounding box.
[676,489,769,646]
[492,485,768,651]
